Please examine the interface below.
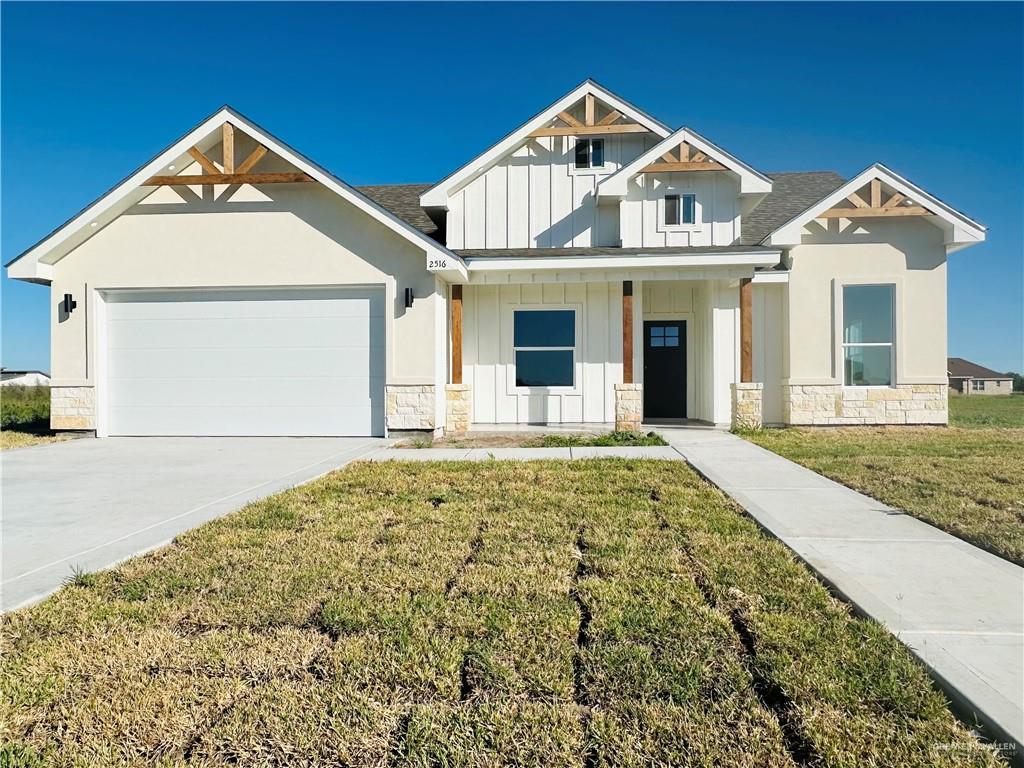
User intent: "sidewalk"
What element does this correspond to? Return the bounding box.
[657,426,1024,758]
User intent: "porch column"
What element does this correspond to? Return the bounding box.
[740,277,752,383]
[445,284,470,434]
[615,280,642,431]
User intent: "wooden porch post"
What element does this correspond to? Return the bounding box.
[451,285,463,384]
[740,277,752,383]
[623,281,634,383]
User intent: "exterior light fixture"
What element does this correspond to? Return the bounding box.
[404,288,415,308]
[62,294,77,315]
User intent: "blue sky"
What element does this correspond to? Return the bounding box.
[3,1,1021,373]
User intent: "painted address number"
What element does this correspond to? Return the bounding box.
[427,258,449,270]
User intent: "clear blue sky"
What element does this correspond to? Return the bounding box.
[3,2,1021,373]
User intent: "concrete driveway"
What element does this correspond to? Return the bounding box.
[2,436,384,611]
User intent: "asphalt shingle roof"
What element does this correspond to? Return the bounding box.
[740,171,846,245]
[947,357,1012,379]
[359,171,848,251]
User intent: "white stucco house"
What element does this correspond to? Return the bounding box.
[5,80,985,437]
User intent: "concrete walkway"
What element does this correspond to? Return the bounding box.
[368,430,1023,754]
[2,437,384,611]
[657,426,1023,757]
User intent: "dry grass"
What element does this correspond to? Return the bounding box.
[744,426,1024,565]
[398,430,666,449]
[0,429,73,451]
[0,461,1004,766]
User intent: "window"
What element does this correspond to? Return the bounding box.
[664,193,696,226]
[972,379,985,392]
[574,139,604,170]
[513,309,575,387]
[649,325,680,347]
[842,284,894,386]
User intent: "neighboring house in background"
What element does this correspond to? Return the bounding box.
[947,357,1015,395]
[5,80,986,437]
[0,369,50,387]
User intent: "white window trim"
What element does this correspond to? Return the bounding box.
[569,137,613,176]
[835,281,898,388]
[655,186,702,233]
[506,305,582,395]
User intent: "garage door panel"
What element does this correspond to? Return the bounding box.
[107,346,385,380]
[108,316,378,352]
[107,376,384,408]
[108,404,382,438]
[103,288,386,436]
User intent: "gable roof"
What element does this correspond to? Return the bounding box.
[947,357,1013,379]
[765,163,986,252]
[419,79,672,209]
[740,171,847,245]
[597,126,773,198]
[7,106,463,284]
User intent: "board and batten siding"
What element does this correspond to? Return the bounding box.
[446,135,654,249]
[463,282,623,424]
[620,172,741,248]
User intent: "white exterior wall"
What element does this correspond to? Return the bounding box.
[620,172,741,248]
[463,282,623,424]
[446,135,654,249]
[753,283,785,424]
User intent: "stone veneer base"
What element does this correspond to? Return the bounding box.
[614,383,643,432]
[445,384,471,435]
[51,386,96,430]
[731,382,763,429]
[385,384,437,431]
[783,383,948,425]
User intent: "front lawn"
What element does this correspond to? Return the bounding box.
[950,394,1024,427]
[399,430,667,449]
[744,425,1024,565]
[0,461,1001,766]
[0,386,71,451]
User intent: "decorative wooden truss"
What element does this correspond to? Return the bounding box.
[527,93,650,138]
[143,123,314,186]
[818,179,931,218]
[640,141,726,173]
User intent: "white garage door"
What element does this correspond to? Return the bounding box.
[103,288,385,436]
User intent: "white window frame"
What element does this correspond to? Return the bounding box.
[570,137,611,175]
[656,186,701,233]
[507,306,581,394]
[840,282,896,388]
[971,379,985,392]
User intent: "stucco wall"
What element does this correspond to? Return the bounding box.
[48,181,442,397]
[784,217,948,386]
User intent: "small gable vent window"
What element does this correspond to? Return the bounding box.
[665,194,695,226]
[574,139,604,170]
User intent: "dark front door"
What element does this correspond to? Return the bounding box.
[643,321,686,419]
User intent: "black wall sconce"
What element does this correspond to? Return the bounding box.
[62,293,77,316]
[404,287,414,308]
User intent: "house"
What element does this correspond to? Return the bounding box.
[947,357,1014,395]
[5,80,986,437]
[0,369,50,387]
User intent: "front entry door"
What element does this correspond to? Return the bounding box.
[643,321,686,419]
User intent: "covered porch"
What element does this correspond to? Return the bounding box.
[441,248,785,432]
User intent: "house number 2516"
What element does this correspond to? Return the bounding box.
[428,258,448,270]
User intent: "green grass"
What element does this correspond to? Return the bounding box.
[744,420,1024,565]
[0,461,1003,766]
[949,394,1024,427]
[0,386,71,451]
[531,430,667,447]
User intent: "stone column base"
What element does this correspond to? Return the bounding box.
[445,384,471,435]
[731,382,763,430]
[614,383,643,432]
[385,384,437,431]
[51,386,95,430]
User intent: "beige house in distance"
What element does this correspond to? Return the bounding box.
[948,358,1014,395]
[5,80,986,436]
